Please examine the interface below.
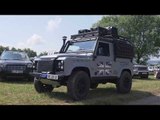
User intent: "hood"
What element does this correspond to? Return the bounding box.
[40,53,93,59]
[0,60,32,65]
[134,64,147,68]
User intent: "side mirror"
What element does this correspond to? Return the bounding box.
[54,52,59,54]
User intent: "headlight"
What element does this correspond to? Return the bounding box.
[56,60,64,71]
[32,61,38,69]
[0,64,4,68]
[27,63,33,68]
[133,67,138,71]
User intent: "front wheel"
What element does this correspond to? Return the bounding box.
[0,77,4,82]
[116,71,132,93]
[67,71,90,100]
[34,78,54,93]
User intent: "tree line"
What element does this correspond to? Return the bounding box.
[0,45,48,57]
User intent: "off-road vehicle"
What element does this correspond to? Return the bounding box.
[33,26,134,100]
[133,64,149,79]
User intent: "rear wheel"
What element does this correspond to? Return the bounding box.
[116,71,132,93]
[34,78,54,93]
[67,71,90,100]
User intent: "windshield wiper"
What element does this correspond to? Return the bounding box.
[66,49,93,53]
[12,59,22,60]
[66,50,75,53]
[1,59,10,60]
[78,49,93,53]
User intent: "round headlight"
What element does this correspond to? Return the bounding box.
[60,61,64,65]
[27,63,33,68]
[60,65,64,69]
[0,64,4,68]
[58,62,61,66]
[58,61,63,66]
[57,60,64,70]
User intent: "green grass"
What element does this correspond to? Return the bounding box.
[0,75,160,105]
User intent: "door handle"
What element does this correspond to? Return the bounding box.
[106,61,112,66]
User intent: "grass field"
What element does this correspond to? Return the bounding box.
[0,76,160,105]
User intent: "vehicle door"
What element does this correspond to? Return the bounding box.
[93,41,114,77]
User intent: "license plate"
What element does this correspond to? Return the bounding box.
[40,73,47,78]
[12,70,23,73]
[142,72,147,74]
[47,74,58,80]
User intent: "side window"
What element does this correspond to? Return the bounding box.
[96,42,110,56]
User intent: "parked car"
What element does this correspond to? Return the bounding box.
[0,50,34,81]
[133,64,149,79]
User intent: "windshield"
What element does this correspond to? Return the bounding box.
[65,40,96,53]
[0,51,29,60]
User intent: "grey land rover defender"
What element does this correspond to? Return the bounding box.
[33,27,134,100]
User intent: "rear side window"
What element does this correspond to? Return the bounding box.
[96,42,110,56]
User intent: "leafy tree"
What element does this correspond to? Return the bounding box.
[93,15,160,64]
[0,46,9,55]
[23,48,37,57]
[39,51,48,56]
[0,46,37,57]
[11,47,17,51]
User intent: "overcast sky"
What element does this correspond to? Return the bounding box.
[0,15,159,61]
[0,15,103,55]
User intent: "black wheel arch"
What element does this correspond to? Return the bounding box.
[71,67,91,77]
[117,69,132,83]
[121,69,131,76]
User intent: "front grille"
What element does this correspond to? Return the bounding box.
[6,65,26,71]
[37,60,53,72]
[138,67,147,71]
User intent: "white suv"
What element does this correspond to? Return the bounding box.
[133,64,149,79]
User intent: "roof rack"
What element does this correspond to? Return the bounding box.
[70,26,134,46]
[71,26,118,40]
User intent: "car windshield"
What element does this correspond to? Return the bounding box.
[0,51,29,60]
[65,40,96,53]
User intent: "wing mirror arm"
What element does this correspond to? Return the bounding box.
[93,55,97,61]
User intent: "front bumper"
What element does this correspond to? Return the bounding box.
[0,70,33,79]
[32,72,64,81]
[38,78,61,87]
[133,71,149,77]
[33,72,64,87]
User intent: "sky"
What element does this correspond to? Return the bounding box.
[0,15,159,61]
[0,15,103,55]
